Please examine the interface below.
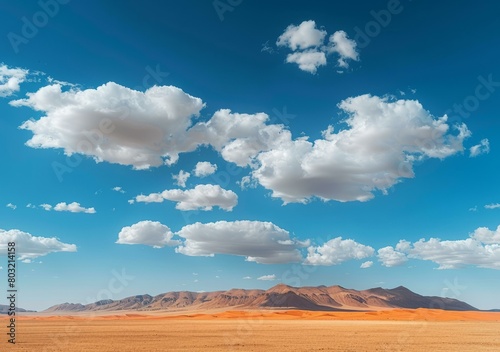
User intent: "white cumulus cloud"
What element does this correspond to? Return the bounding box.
[276,21,359,74]
[471,225,500,244]
[485,203,500,210]
[162,185,237,211]
[377,244,409,267]
[285,50,327,74]
[175,220,303,264]
[257,274,276,281]
[380,225,500,270]
[116,221,181,248]
[135,193,164,203]
[193,161,217,177]
[11,82,205,169]
[0,64,28,97]
[304,237,374,265]
[0,228,77,260]
[53,202,96,214]
[252,94,470,203]
[276,20,326,51]
[135,184,238,211]
[6,203,16,210]
[327,30,359,68]
[192,109,291,167]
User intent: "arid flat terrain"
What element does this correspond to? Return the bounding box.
[4,309,500,351]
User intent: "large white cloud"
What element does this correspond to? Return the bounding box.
[276,20,326,51]
[304,237,374,265]
[11,82,204,169]
[379,225,500,270]
[0,228,77,260]
[175,220,303,264]
[409,238,500,270]
[0,64,28,97]
[252,94,470,203]
[117,221,180,248]
[135,184,238,211]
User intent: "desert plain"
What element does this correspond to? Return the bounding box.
[4,309,500,352]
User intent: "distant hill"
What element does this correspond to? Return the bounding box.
[0,305,36,314]
[44,284,477,313]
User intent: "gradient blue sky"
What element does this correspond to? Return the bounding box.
[0,0,499,311]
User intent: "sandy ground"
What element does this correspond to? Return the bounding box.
[4,310,500,351]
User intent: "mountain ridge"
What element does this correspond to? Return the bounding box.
[44,284,478,313]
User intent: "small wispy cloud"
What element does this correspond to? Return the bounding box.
[112,186,125,193]
[360,261,373,269]
[469,139,490,157]
[40,204,52,211]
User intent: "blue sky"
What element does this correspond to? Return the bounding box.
[0,0,499,311]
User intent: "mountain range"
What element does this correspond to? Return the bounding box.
[44,284,477,313]
[0,305,35,314]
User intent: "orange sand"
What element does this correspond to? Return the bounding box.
[4,309,500,351]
